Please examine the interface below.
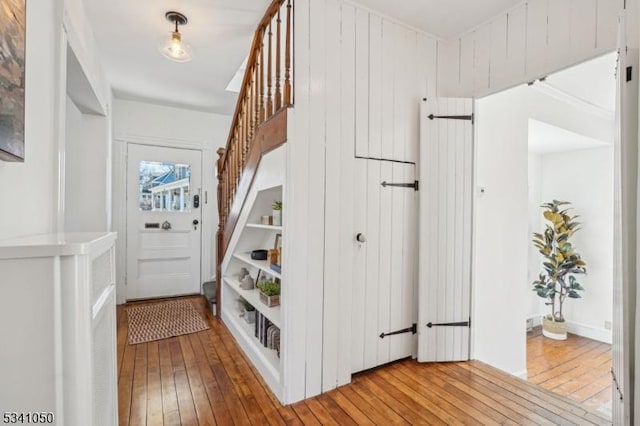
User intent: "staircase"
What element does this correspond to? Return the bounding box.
[216,0,293,315]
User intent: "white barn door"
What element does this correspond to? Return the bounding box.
[417,98,473,362]
[351,158,418,373]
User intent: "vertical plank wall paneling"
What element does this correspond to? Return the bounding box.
[363,159,381,369]
[354,10,432,164]
[286,0,312,403]
[437,0,623,98]
[306,0,327,398]
[293,0,439,394]
[376,160,393,366]
[336,1,356,386]
[321,0,342,394]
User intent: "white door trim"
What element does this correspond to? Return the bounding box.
[113,134,216,304]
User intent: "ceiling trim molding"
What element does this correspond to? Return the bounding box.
[531,82,615,121]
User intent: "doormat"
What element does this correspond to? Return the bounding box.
[126,299,210,345]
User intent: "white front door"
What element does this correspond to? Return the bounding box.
[351,158,418,373]
[418,98,473,362]
[126,144,202,300]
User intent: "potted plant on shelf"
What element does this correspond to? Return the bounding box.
[238,297,256,323]
[272,201,282,226]
[257,279,281,307]
[532,200,587,340]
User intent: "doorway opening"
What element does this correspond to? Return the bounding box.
[474,52,617,421]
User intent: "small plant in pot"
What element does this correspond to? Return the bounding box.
[532,200,587,340]
[238,297,256,323]
[257,279,281,307]
[272,201,282,226]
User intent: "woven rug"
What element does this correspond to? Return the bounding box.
[126,299,209,345]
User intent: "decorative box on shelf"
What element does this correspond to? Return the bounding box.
[260,292,280,307]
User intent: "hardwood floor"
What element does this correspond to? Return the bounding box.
[118,296,611,425]
[527,327,612,420]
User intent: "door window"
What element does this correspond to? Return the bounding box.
[138,161,192,212]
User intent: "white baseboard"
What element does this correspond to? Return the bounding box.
[566,320,612,344]
[526,314,612,344]
[513,369,528,380]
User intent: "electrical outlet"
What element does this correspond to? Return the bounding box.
[605,321,612,330]
[526,318,533,331]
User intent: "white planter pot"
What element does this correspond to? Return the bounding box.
[542,316,567,340]
[272,210,282,226]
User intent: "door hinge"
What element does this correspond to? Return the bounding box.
[611,368,624,401]
[427,318,471,328]
[428,113,474,124]
[381,180,419,191]
[379,323,417,339]
[627,66,633,82]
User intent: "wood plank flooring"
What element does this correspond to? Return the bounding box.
[118,296,611,425]
[527,327,612,420]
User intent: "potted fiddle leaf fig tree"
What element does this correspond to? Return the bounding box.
[532,200,587,340]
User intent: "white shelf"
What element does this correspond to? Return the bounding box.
[222,308,281,397]
[223,276,282,328]
[246,223,283,231]
[233,252,282,279]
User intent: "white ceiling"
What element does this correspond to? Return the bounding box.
[352,0,523,38]
[528,119,610,154]
[85,0,527,115]
[84,0,270,115]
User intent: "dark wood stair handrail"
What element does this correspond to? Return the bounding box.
[215,0,293,317]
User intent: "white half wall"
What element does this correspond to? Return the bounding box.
[111,98,231,303]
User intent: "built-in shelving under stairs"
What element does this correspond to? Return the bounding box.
[220,146,289,402]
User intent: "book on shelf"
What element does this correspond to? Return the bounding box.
[252,311,280,353]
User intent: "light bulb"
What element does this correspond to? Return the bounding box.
[159,30,193,62]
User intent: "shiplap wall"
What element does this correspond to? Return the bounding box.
[291,0,439,398]
[438,0,623,98]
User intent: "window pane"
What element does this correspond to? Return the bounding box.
[139,161,192,212]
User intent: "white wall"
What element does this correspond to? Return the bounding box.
[64,97,111,232]
[475,88,530,377]
[112,98,231,303]
[0,0,111,241]
[0,0,63,240]
[527,153,543,317]
[292,0,439,397]
[533,147,614,343]
[475,83,615,377]
[438,0,622,98]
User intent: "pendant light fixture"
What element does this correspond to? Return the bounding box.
[159,11,193,63]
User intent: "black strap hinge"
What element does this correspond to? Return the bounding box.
[379,323,417,339]
[427,318,471,328]
[428,113,474,124]
[381,181,419,191]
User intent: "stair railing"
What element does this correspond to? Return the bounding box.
[216,0,293,315]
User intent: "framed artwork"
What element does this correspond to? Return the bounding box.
[0,0,26,162]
